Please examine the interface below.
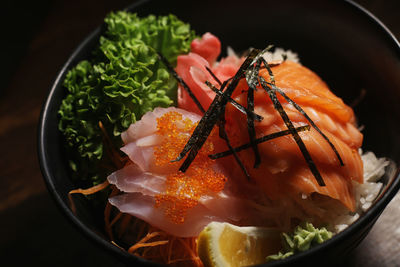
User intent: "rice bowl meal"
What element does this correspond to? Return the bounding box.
[47,8,396,267]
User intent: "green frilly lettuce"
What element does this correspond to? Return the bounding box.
[58,12,196,185]
[266,222,333,261]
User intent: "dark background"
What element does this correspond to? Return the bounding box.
[1,0,399,266]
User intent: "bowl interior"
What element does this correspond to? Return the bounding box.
[38,0,400,265]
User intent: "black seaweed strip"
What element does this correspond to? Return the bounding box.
[216,77,250,178]
[259,76,326,187]
[205,66,222,86]
[259,57,276,85]
[217,110,251,180]
[246,60,262,168]
[176,49,259,171]
[205,81,263,122]
[250,45,273,65]
[246,59,261,87]
[157,52,205,113]
[172,81,229,163]
[270,84,344,166]
[259,62,283,70]
[215,76,251,178]
[210,125,310,159]
[221,77,233,91]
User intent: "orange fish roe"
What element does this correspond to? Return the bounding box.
[153,111,227,224]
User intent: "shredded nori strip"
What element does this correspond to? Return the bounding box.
[259,56,343,166]
[218,109,251,180]
[206,74,251,178]
[205,67,263,120]
[266,82,344,166]
[209,125,310,159]
[259,75,325,186]
[157,52,205,113]
[174,49,259,172]
[245,59,262,168]
[205,81,263,122]
[205,66,222,86]
[250,45,273,65]
[259,57,276,85]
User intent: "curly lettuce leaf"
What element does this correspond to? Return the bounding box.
[58,12,196,184]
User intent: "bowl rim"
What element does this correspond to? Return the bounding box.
[37,0,400,265]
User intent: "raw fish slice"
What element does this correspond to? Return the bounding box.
[108,164,166,195]
[109,177,291,237]
[223,64,363,211]
[120,142,157,172]
[258,62,355,123]
[176,33,243,113]
[176,52,215,113]
[120,107,201,173]
[231,92,361,149]
[252,126,363,182]
[190,32,221,65]
[121,107,200,144]
[109,193,224,237]
[109,107,267,237]
[177,35,363,212]
[210,52,244,83]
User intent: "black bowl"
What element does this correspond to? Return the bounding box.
[38,0,400,266]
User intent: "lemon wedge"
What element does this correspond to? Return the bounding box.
[197,222,282,267]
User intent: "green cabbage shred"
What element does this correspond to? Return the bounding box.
[266,222,333,261]
[58,11,196,185]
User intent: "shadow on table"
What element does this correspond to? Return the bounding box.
[0,193,125,266]
[1,0,55,93]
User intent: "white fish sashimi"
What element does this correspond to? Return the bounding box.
[108,164,166,196]
[108,107,258,237]
[109,193,226,237]
[121,107,201,144]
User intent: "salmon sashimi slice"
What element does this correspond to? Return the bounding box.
[176,33,364,212]
[259,61,356,124]
[224,62,363,212]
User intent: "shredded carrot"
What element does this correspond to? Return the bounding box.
[129,240,169,253]
[126,226,202,267]
[128,231,165,253]
[68,185,203,266]
[69,180,110,195]
[68,180,110,214]
[67,121,204,266]
[177,237,201,264]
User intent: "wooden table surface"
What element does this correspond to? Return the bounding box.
[1,0,399,266]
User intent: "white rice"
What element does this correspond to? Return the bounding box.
[262,48,300,63]
[331,150,389,233]
[226,46,300,64]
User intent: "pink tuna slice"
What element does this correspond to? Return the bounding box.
[190,32,221,65]
[176,33,244,114]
